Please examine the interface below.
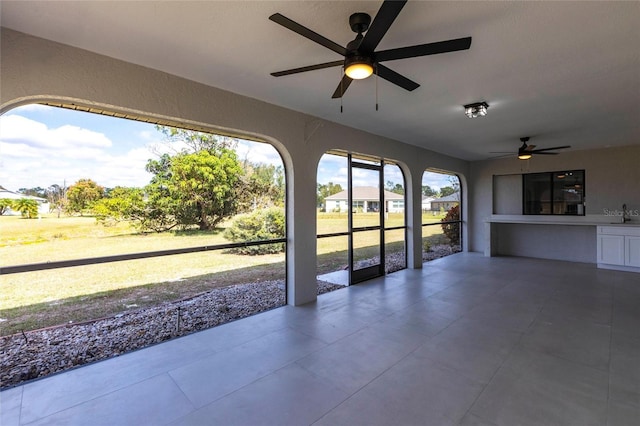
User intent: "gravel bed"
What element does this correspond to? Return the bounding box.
[356,244,461,272]
[0,247,459,390]
[423,244,461,262]
[1,280,342,390]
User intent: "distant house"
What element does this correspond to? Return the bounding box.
[0,185,50,215]
[325,186,404,213]
[421,196,435,211]
[430,192,460,212]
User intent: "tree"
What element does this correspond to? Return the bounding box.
[150,125,237,155]
[46,184,67,217]
[0,199,14,215]
[422,185,438,197]
[12,198,39,219]
[236,162,285,212]
[317,182,343,210]
[93,127,272,233]
[19,187,46,198]
[439,186,457,198]
[385,180,404,195]
[66,179,104,216]
[92,187,146,227]
[143,149,243,231]
[173,150,243,230]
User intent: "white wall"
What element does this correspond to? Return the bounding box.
[1,28,469,305]
[469,144,640,261]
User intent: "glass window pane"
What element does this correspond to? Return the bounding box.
[523,170,585,215]
[421,170,462,265]
[353,230,381,271]
[553,170,585,215]
[523,172,552,214]
[385,228,406,273]
[351,167,380,228]
[316,234,349,286]
[384,163,405,227]
[422,223,461,262]
[317,153,348,232]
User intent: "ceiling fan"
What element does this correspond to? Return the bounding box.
[492,137,571,160]
[269,0,472,98]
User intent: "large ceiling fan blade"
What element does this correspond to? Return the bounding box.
[530,145,571,153]
[332,75,354,98]
[269,13,347,56]
[376,37,472,62]
[530,152,559,155]
[271,60,343,77]
[376,64,420,91]
[359,0,408,53]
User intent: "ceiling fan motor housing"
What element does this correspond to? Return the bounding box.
[345,14,374,75]
[349,13,371,34]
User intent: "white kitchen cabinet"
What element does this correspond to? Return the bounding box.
[597,226,640,272]
[598,234,625,265]
[627,236,640,268]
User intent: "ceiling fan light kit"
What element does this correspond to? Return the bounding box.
[344,56,374,79]
[464,102,489,118]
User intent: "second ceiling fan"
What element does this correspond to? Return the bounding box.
[269,0,472,98]
[492,137,572,160]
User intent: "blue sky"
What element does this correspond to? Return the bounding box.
[0,104,453,192]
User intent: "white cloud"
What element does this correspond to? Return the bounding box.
[235,140,282,166]
[9,104,51,113]
[0,114,153,190]
[0,115,112,150]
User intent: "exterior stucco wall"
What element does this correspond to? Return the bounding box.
[1,28,470,305]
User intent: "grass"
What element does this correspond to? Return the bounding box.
[0,212,451,335]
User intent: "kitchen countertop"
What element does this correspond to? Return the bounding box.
[487,215,640,227]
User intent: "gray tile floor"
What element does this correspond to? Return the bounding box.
[1,253,639,426]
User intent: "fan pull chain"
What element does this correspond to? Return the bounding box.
[375,67,379,111]
[340,67,344,113]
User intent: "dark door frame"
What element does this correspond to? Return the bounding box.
[348,154,385,284]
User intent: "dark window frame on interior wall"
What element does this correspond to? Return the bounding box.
[523,170,585,215]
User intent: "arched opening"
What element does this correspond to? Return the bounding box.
[316,151,407,286]
[0,103,289,387]
[421,169,462,263]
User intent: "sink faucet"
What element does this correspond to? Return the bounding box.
[622,204,630,223]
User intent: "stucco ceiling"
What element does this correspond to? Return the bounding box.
[2,1,639,161]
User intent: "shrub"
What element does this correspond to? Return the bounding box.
[224,208,285,255]
[441,205,460,245]
[0,198,13,215]
[12,198,39,219]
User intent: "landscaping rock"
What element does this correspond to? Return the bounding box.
[0,279,342,389]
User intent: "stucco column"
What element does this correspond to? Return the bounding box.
[285,146,320,306]
[406,163,424,269]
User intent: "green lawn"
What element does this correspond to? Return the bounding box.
[0,211,451,335]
